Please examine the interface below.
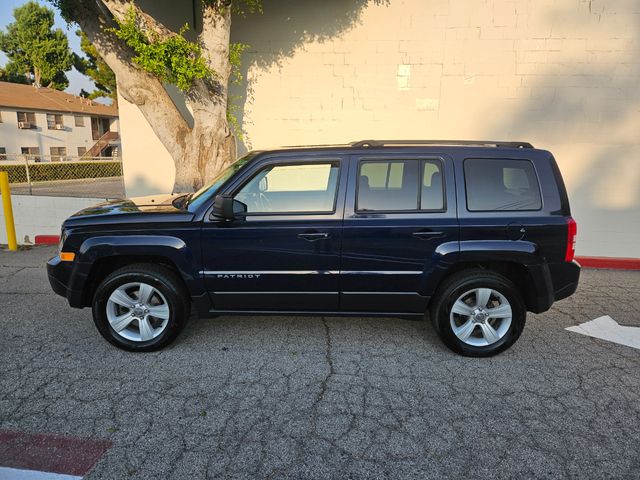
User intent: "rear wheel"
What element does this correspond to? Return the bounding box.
[430,269,526,357]
[92,264,189,352]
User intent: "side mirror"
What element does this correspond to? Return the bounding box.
[212,195,247,221]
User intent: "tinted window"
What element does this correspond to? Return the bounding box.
[358,159,443,211]
[235,162,339,214]
[464,159,542,211]
[421,161,444,210]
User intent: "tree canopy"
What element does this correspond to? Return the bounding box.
[0,1,73,90]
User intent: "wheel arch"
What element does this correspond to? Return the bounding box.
[83,255,188,307]
[68,235,203,307]
[426,241,554,313]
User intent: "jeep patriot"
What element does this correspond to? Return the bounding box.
[48,140,580,356]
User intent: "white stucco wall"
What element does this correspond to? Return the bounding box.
[119,0,640,258]
[117,91,175,196]
[0,195,104,245]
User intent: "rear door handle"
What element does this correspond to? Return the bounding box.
[298,232,330,241]
[412,230,444,240]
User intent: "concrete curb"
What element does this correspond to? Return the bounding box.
[35,235,60,246]
[575,256,640,271]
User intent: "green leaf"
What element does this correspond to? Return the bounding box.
[107,8,215,93]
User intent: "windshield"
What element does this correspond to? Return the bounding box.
[186,153,256,212]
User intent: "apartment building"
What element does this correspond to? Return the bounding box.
[0,81,119,161]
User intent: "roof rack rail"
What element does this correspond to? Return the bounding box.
[350,140,534,149]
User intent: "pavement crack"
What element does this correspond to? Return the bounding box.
[319,316,335,401]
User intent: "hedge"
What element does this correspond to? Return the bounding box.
[0,161,122,183]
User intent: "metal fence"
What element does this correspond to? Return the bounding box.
[0,154,125,198]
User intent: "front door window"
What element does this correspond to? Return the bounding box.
[235,161,340,214]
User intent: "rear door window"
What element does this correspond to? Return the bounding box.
[358,159,444,212]
[464,158,542,211]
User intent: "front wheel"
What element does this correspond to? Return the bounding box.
[430,270,526,357]
[92,264,189,352]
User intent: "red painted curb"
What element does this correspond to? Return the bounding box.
[0,430,111,476]
[576,256,640,270]
[34,235,60,245]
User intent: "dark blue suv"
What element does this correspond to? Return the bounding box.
[47,140,580,356]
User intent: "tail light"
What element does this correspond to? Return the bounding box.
[565,217,577,262]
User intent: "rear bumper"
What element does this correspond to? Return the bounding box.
[550,260,581,302]
[525,260,580,313]
[47,256,85,308]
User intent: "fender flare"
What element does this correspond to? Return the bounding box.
[422,240,553,313]
[67,235,202,306]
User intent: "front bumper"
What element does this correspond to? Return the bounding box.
[47,255,85,308]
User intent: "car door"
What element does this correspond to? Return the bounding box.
[340,153,459,314]
[200,154,348,312]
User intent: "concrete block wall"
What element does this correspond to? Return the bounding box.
[0,195,103,245]
[119,0,640,258]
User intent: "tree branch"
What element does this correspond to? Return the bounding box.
[65,0,190,159]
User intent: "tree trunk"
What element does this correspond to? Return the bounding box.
[174,116,235,193]
[63,0,237,194]
[33,67,41,87]
[172,5,237,193]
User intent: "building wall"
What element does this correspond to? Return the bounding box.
[119,0,640,258]
[0,107,119,158]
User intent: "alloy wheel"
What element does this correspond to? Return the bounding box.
[449,288,513,347]
[106,282,170,342]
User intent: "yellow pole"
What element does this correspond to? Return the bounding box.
[0,171,18,251]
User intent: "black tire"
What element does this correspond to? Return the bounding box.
[92,263,190,352]
[430,269,526,357]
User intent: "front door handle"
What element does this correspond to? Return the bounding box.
[412,230,444,240]
[298,232,330,241]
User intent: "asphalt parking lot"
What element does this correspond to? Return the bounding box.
[1,246,639,479]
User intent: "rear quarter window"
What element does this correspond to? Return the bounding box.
[464,158,542,211]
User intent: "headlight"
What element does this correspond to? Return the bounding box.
[58,228,75,261]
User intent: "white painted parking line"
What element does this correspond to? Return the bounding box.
[0,467,81,480]
[566,315,640,350]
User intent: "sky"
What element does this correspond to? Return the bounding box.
[0,0,97,97]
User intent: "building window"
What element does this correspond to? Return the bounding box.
[77,147,87,157]
[0,147,6,161]
[17,111,36,128]
[47,113,64,130]
[50,147,67,162]
[21,147,41,162]
[74,116,85,127]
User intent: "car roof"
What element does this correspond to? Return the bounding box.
[250,140,549,158]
